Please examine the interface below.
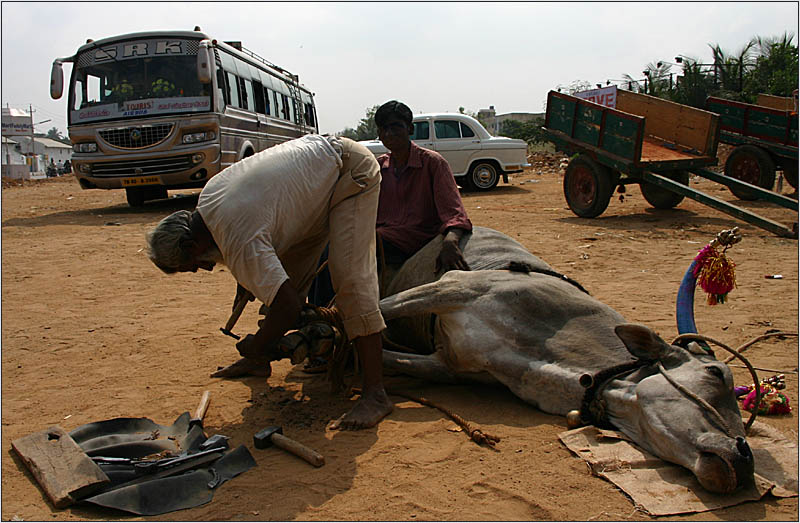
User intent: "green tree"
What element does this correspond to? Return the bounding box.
[499,118,547,146]
[670,58,717,108]
[743,32,798,100]
[337,105,380,141]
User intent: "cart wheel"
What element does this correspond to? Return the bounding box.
[781,161,798,190]
[640,171,689,209]
[563,155,612,218]
[724,145,776,200]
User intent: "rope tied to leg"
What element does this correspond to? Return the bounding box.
[388,389,501,448]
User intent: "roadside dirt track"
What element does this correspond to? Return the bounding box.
[2,156,797,521]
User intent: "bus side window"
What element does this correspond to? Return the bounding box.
[252,81,266,114]
[264,88,272,116]
[226,72,240,107]
[273,91,280,119]
[237,77,248,110]
[281,94,289,120]
[305,102,315,127]
[243,78,255,112]
[217,69,229,105]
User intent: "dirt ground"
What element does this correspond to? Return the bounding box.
[2,153,798,522]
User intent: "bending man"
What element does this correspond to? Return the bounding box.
[146,135,392,430]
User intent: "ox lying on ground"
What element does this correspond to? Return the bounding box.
[275,227,754,494]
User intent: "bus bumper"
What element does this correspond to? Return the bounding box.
[73,143,221,191]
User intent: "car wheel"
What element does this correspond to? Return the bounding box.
[563,155,613,218]
[724,145,776,200]
[467,161,500,192]
[640,170,689,209]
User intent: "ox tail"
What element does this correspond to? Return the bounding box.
[504,261,590,295]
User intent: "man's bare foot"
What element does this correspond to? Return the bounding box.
[329,388,393,430]
[210,357,271,378]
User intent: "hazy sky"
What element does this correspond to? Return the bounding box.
[2,1,797,136]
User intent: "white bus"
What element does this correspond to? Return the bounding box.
[51,27,318,206]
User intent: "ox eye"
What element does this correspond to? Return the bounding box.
[706,366,725,381]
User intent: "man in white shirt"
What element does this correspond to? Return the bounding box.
[146,135,392,430]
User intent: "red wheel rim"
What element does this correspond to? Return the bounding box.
[568,164,597,208]
[728,152,761,185]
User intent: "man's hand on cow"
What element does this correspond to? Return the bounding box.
[436,239,470,273]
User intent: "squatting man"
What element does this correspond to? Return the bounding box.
[145,135,393,430]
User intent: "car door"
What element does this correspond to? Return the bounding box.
[411,117,434,151]
[431,119,479,175]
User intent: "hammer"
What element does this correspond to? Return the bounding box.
[254,426,325,467]
[189,390,211,429]
[220,290,254,340]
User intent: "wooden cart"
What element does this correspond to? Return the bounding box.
[706,94,798,197]
[543,90,797,238]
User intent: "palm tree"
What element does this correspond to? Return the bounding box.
[46,127,63,141]
[744,32,798,99]
[670,57,716,108]
[708,39,757,95]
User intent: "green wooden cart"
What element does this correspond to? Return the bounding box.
[543,90,797,238]
[706,95,798,198]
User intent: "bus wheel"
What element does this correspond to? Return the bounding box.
[640,170,689,209]
[563,155,612,218]
[126,186,167,207]
[126,188,147,207]
[782,161,798,190]
[724,145,775,200]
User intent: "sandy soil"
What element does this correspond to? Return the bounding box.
[2,154,798,521]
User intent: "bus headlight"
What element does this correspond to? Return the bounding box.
[192,153,206,164]
[182,131,216,144]
[78,164,92,174]
[73,142,97,153]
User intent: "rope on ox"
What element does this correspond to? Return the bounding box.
[670,331,798,434]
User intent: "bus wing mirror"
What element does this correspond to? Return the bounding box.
[50,60,64,99]
[197,40,212,84]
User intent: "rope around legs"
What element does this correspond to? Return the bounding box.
[388,389,501,448]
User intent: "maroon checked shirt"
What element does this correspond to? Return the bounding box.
[376,142,472,256]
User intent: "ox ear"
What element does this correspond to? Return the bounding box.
[615,324,677,361]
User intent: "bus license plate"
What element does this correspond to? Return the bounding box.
[122,176,161,187]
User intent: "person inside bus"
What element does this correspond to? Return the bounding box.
[305,100,472,371]
[145,135,393,431]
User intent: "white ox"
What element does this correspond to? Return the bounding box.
[373,226,754,494]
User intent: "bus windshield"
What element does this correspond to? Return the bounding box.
[70,54,211,125]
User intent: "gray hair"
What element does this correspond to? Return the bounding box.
[145,210,194,274]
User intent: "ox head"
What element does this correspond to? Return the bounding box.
[603,324,754,494]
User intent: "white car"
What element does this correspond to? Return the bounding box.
[359,113,529,191]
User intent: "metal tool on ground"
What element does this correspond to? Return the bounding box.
[220,290,254,339]
[190,390,211,428]
[253,426,325,467]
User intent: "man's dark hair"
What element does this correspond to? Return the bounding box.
[374,100,413,128]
